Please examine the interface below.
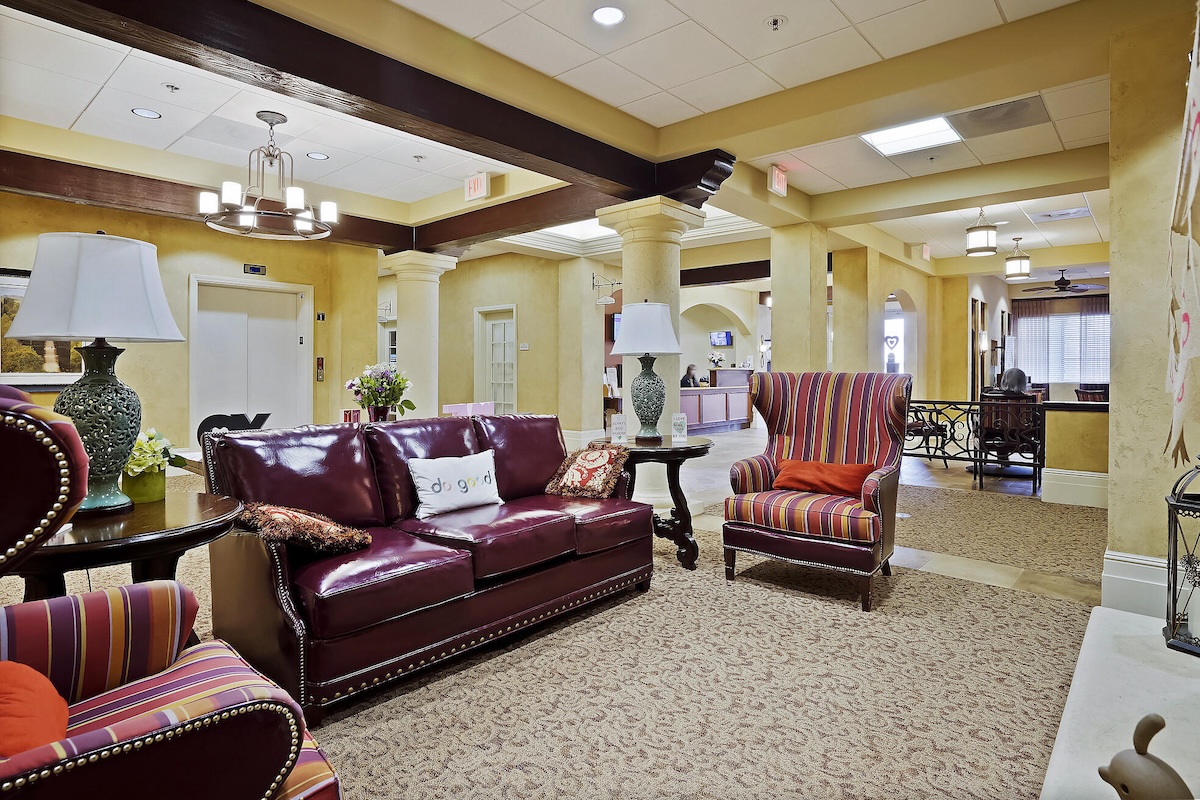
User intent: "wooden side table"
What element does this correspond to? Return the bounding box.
[15,492,241,602]
[593,437,713,570]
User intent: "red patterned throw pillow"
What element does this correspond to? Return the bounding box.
[238,503,371,553]
[773,460,876,498]
[545,445,629,499]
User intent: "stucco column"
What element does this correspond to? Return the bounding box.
[596,196,705,436]
[831,247,880,372]
[557,257,610,449]
[770,222,829,372]
[379,250,457,419]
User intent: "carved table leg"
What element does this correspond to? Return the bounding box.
[650,461,699,570]
[625,461,638,498]
[22,572,67,602]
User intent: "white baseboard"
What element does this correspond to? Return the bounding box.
[1041,468,1108,508]
[1101,550,1168,618]
[562,428,608,452]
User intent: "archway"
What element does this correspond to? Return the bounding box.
[679,301,754,374]
[882,289,919,384]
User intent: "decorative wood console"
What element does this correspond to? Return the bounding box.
[708,368,753,387]
[681,385,751,434]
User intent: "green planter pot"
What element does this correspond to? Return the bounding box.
[121,470,166,504]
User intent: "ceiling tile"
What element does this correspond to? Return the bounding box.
[557,58,659,106]
[995,0,1076,22]
[390,0,519,38]
[618,92,702,126]
[1064,135,1108,150]
[962,121,1063,162]
[435,157,503,181]
[785,164,847,194]
[753,28,879,88]
[0,8,126,83]
[669,63,782,113]
[378,173,464,202]
[279,139,367,181]
[104,54,240,114]
[887,142,980,177]
[0,58,100,129]
[302,117,402,156]
[668,0,850,60]
[829,0,921,24]
[609,21,744,89]
[1017,193,1087,215]
[167,136,259,168]
[185,115,294,150]
[320,157,425,194]
[211,90,329,139]
[821,158,909,188]
[1084,188,1110,237]
[505,0,541,7]
[376,138,474,173]
[791,136,885,171]
[871,218,927,244]
[477,14,598,76]
[1042,78,1109,120]
[1033,215,1102,246]
[1054,110,1108,142]
[71,86,205,150]
[855,0,1002,59]
[525,0,686,55]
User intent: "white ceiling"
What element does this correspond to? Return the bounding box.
[0,6,521,205]
[389,0,1080,125]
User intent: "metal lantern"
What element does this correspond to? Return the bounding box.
[1165,462,1200,656]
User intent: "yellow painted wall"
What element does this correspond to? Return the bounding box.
[1108,12,1194,559]
[879,254,930,398]
[934,276,970,400]
[0,193,377,446]
[438,253,561,415]
[1045,408,1109,473]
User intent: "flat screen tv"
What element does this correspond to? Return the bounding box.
[709,330,733,347]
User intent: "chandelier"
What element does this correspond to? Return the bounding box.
[1005,237,1031,280]
[198,111,338,240]
[965,207,997,257]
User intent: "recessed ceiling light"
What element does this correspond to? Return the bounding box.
[860,117,961,156]
[306,152,330,161]
[131,108,161,119]
[592,6,625,25]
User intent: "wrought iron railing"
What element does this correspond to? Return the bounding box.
[904,399,1045,492]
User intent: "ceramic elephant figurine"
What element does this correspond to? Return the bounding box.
[1098,714,1192,800]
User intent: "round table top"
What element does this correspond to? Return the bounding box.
[591,436,714,458]
[17,492,241,571]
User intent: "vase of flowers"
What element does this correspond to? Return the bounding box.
[708,351,726,369]
[346,363,416,422]
[121,429,186,503]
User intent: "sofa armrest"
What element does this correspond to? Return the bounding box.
[0,581,197,704]
[730,455,777,494]
[0,643,305,799]
[862,467,900,557]
[612,470,632,500]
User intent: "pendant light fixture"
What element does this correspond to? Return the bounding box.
[1005,237,1031,280]
[965,207,998,257]
[198,111,338,240]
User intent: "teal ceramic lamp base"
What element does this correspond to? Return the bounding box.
[629,353,666,443]
[53,339,141,516]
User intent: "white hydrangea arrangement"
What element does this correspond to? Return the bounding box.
[124,429,186,476]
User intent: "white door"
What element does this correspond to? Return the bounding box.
[190,281,311,447]
[475,307,516,414]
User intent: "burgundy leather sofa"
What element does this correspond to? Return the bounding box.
[203,414,653,723]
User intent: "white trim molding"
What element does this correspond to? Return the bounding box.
[562,428,608,452]
[1102,550,1168,619]
[1041,468,1108,508]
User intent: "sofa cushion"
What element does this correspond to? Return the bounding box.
[398,504,575,580]
[724,490,879,544]
[773,460,875,498]
[545,445,629,499]
[291,528,474,639]
[507,495,652,555]
[238,503,371,553]
[0,662,68,757]
[472,415,567,500]
[409,450,502,520]
[210,424,385,527]
[364,417,480,523]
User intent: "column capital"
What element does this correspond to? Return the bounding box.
[380,250,458,281]
[596,196,706,246]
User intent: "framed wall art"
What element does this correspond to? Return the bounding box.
[0,269,83,387]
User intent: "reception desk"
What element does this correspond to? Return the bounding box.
[681,385,751,434]
[709,368,754,387]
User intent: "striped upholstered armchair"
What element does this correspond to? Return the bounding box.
[722,372,911,611]
[0,386,338,799]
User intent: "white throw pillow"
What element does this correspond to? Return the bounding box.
[408,449,503,520]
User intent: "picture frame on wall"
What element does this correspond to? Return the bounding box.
[1,270,84,387]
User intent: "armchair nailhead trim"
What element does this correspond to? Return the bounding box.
[315,570,652,705]
[0,413,72,567]
[0,703,301,799]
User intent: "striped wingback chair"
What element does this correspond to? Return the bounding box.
[0,386,339,799]
[723,372,912,611]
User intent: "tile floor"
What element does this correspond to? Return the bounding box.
[669,427,1100,607]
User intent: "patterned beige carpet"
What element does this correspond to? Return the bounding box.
[0,478,1092,799]
[708,484,1107,583]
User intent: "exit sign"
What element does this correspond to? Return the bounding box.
[465,172,490,201]
[768,165,788,197]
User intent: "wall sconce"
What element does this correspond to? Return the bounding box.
[377,302,392,323]
[979,330,989,353]
[593,273,621,306]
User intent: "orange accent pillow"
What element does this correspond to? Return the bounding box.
[772,460,876,498]
[0,661,68,756]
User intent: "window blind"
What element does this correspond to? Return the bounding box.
[1012,296,1109,384]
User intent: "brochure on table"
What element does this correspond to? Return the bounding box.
[670,413,688,444]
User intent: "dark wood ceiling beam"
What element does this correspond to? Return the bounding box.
[0,150,416,251]
[680,261,771,287]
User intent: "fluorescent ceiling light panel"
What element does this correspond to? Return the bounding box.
[543,219,616,240]
[860,117,962,156]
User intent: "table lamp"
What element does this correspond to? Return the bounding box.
[5,233,184,515]
[610,300,682,443]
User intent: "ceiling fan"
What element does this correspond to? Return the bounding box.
[1022,269,1107,294]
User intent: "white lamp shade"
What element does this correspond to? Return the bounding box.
[319,201,338,224]
[6,232,184,342]
[285,186,305,211]
[199,191,219,214]
[610,301,681,356]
